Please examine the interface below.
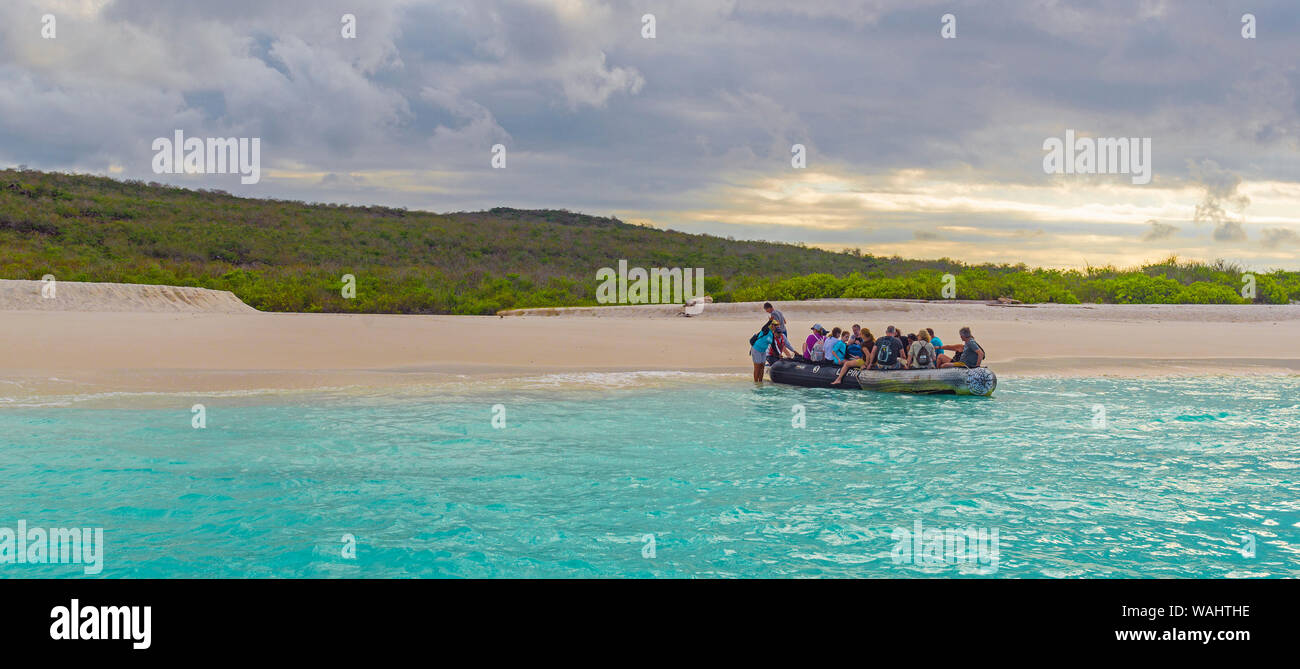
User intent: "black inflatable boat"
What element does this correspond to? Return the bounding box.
[768,359,997,396]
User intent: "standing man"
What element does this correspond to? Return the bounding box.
[763,302,787,335]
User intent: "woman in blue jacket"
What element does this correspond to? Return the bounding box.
[751,327,775,382]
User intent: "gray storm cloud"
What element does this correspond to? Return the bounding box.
[1188,160,1250,243]
[1260,228,1300,249]
[0,0,1298,268]
[1141,220,1178,242]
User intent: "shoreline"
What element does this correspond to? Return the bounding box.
[4,358,1299,407]
[3,287,1299,400]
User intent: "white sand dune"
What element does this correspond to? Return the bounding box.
[0,279,257,313]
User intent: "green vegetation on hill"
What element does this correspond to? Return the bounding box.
[2,169,1297,313]
[733,258,1299,306]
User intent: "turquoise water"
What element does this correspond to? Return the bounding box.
[1,375,1297,578]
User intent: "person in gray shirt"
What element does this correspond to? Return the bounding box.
[763,302,787,334]
[938,326,985,368]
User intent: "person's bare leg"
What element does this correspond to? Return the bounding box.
[831,359,855,384]
[753,362,765,382]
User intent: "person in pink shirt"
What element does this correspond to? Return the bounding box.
[802,324,828,362]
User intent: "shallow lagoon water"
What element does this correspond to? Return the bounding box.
[1,375,1297,578]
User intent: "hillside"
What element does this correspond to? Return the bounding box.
[1,169,1297,313]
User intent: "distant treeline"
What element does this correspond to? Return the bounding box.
[729,260,1300,305]
[2,169,1297,313]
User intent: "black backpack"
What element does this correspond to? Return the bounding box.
[876,337,898,365]
[915,345,932,367]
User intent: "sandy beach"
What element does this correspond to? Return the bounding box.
[2,279,1298,399]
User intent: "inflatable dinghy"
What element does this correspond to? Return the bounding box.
[768,359,997,396]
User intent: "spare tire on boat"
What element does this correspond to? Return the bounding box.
[768,359,997,396]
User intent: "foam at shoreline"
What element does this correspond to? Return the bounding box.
[3,365,1297,409]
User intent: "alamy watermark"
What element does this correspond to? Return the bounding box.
[891,520,999,572]
[1236,533,1256,558]
[1043,129,1151,185]
[50,599,150,650]
[596,260,704,304]
[152,130,261,184]
[1091,403,1107,429]
[0,520,104,575]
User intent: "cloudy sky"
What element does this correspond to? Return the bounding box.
[2,0,1299,269]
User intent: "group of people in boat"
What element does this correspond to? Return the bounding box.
[749,302,985,383]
